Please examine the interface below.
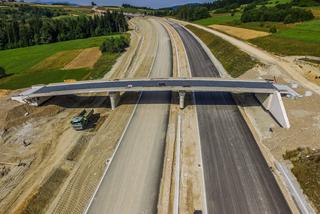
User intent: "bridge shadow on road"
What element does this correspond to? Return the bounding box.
[43,91,261,109]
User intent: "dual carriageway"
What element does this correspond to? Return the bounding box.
[13,18,295,213]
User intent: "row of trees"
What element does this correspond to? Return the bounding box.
[0,4,66,19]
[175,5,210,21]
[0,11,128,50]
[241,4,314,23]
[100,35,129,53]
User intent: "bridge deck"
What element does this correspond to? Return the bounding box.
[15,78,279,98]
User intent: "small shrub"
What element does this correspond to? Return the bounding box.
[100,35,130,53]
[284,14,295,23]
[232,19,241,25]
[269,26,277,33]
[0,67,6,78]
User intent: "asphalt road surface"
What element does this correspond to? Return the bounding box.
[30,79,275,95]
[170,22,292,214]
[87,18,172,214]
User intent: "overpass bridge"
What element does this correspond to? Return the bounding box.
[11,78,300,128]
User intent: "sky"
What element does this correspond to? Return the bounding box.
[26,0,210,8]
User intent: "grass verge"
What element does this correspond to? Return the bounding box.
[22,168,69,214]
[186,25,257,77]
[283,147,320,212]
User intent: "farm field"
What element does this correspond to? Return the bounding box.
[195,11,320,56]
[209,24,271,40]
[193,13,241,26]
[275,19,320,43]
[0,35,121,89]
[250,19,320,56]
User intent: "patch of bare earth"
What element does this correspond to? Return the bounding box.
[0,90,10,97]
[31,50,82,71]
[64,47,102,70]
[209,24,271,40]
[286,56,320,86]
[311,8,320,18]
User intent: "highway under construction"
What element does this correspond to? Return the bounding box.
[3,16,315,214]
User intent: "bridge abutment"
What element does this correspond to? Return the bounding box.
[255,92,290,128]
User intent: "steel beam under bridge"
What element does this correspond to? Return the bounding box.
[12,78,300,128]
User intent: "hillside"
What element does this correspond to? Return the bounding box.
[187,0,320,56]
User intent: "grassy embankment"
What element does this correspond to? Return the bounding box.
[186,25,257,77]
[284,147,320,212]
[0,35,121,89]
[193,8,320,56]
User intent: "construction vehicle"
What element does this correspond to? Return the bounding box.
[71,109,94,130]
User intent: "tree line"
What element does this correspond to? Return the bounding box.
[0,6,128,50]
[100,35,129,53]
[175,5,210,21]
[0,4,66,19]
[241,3,314,23]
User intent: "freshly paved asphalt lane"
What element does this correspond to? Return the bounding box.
[31,79,275,95]
[87,18,172,214]
[170,22,292,213]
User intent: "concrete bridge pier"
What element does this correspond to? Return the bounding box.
[179,91,186,109]
[109,92,120,110]
[255,92,290,128]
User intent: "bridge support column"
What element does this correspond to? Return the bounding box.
[109,92,120,110]
[179,91,186,109]
[255,92,290,128]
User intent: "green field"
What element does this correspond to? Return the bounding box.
[193,11,320,56]
[0,35,121,89]
[263,0,292,7]
[193,13,241,26]
[275,19,320,43]
[250,19,320,56]
[228,21,293,32]
[186,25,257,77]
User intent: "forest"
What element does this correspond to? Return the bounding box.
[0,5,128,50]
[241,3,314,23]
[175,5,210,21]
